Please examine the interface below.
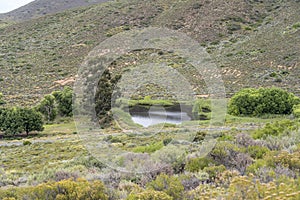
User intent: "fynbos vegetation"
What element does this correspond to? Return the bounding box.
[0,0,300,199]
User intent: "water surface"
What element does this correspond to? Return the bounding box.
[131,110,191,127]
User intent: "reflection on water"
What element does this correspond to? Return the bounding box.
[131,110,191,127]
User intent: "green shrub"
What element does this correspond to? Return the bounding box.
[163,138,172,146]
[210,141,241,160]
[203,165,226,179]
[52,86,73,117]
[218,132,235,141]
[228,87,300,116]
[18,107,44,135]
[246,159,267,174]
[0,178,108,200]
[293,104,300,118]
[252,120,298,139]
[246,145,270,159]
[23,140,32,146]
[147,174,184,200]
[210,142,252,173]
[185,157,214,172]
[152,145,186,173]
[192,131,207,142]
[127,190,172,200]
[133,142,164,153]
[95,70,121,127]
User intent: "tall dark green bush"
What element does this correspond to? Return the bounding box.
[228,87,300,116]
[95,69,121,127]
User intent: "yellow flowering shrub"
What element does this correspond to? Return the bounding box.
[0,178,108,200]
[127,190,172,200]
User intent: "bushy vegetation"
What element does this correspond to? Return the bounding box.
[185,157,214,172]
[52,86,73,117]
[228,87,300,116]
[293,104,300,118]
[127,190,172,200]
[0,93,5,105]
[252,120,298,139]
[0,178,108,200]
[0,87,75,137]
[36,94,57,122]
[36,86,73,122]
[147,174,184,200]
[132,142,164,153]
[95,69,121,127]
[0,107,44,136]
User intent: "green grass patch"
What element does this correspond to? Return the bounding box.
[225,114,287,125]
[129,99,175,107]
[42,121,76,136]
[118,96,176,107]
[132,141,164,153]
[0,140,87,172]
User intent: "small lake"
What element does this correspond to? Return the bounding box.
[130,110,191,127]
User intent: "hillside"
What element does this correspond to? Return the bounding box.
[0,0,110,21]
[0,0,299,106]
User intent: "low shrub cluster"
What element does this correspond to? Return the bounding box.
[146,174,184,200]
[127,190,172,200]
[0,178,108,200]
[252,120,298,139]
[132,141,164,153]
[210,141,253,174]
[185,157,214,172]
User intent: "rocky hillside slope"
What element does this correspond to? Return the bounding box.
[0,0,110,21]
